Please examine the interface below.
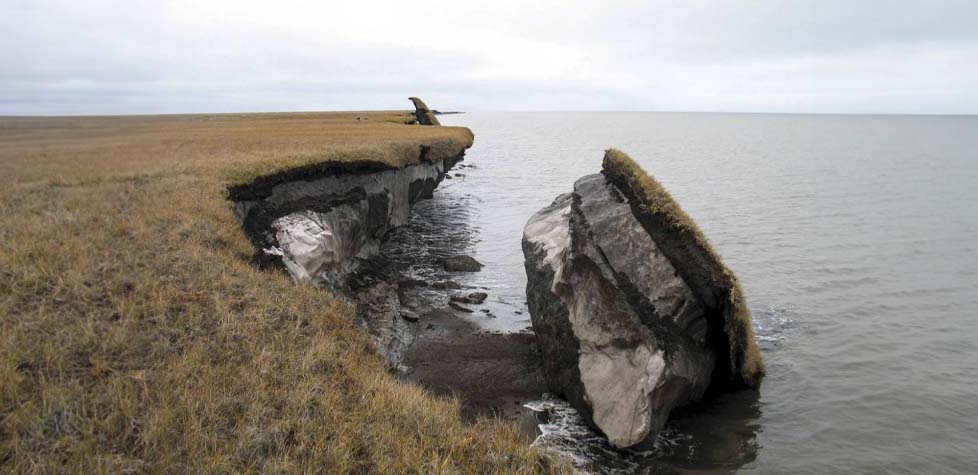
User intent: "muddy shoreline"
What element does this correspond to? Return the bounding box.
[354,162,548,440]
[399,306,546,440]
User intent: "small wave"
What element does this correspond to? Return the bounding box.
[525,395,693,475]
[751,303,798,351]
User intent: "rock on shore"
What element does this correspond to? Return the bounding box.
[522,149,764,448]
[443,255,483,272]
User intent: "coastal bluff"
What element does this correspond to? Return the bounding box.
[522,149,765,448]
[230,98,470,363]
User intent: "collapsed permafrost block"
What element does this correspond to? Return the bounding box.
[522,149,764,448]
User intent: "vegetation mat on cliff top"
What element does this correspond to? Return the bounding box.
[601,148,765,389]
[0,111,557,474]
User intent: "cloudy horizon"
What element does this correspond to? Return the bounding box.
[3,0,978,116]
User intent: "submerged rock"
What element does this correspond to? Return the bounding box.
[467,292,489,304]
[450,291,488,305]
[522,149,764,448]
[443,255,483,272]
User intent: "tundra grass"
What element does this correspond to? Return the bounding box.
[601,149,765,388]
[0,111,556,474]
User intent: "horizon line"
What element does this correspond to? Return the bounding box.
[2,109,977,119]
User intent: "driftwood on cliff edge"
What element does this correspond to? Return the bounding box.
[409,96,441,126]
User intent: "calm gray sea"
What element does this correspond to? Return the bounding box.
[427,112,978,474]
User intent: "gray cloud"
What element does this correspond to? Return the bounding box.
[2,0,977,114]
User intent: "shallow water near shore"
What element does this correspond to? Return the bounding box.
[425,112,978,473]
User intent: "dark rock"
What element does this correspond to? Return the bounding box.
[522,159,764,448]
[443,255,483,272]
[450,291,488,305]
[401,310,421,323]
[431,280,462,290]
[398,278,428,288]
[466,292,488,304]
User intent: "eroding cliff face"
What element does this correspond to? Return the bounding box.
[235,156,454,287]
[523,165,763,448]
[232,148,464,364]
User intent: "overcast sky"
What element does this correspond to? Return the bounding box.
[3,0,978,115]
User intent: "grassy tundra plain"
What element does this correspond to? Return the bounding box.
[0,112,556,473]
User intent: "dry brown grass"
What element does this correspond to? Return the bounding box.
[601,149,765,389]
[0,111,473,187]
[0,111,556,474]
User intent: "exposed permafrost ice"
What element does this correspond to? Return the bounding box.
[237,155,457,287]
[270,205,373,284]
[523,174,714,448]
[233,153,462,363]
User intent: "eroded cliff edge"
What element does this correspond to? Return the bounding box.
[229,99,470,363]
[522,149,765,448]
